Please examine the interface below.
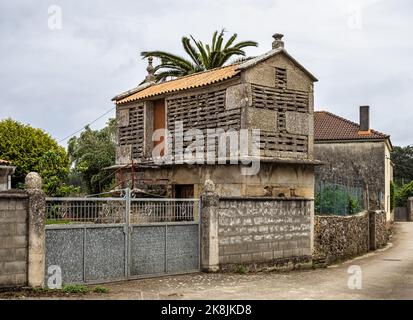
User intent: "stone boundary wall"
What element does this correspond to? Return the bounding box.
[217,197,313,270]
[369,210,389,250]
[0,179,45,288]
[200,183,314,272]
[314,210,389,265]
[0,191,29,287]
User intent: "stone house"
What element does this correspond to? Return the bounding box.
[109,34,320,270]
[0,159,15,191]
[110,34,319,200]
[314,106,393,220]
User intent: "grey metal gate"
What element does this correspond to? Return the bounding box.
[45,189,200,284]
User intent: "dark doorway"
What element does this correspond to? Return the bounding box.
[175,185,194,198]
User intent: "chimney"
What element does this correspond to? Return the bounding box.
[359,105,370,133]
[272,33,284,49]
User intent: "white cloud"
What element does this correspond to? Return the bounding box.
[0,0,411,146]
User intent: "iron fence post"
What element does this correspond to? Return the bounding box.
[124,187,131,279]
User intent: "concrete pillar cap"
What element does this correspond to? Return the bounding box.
[25,172,42,190]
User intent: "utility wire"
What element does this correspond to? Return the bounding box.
[58,106,116,143]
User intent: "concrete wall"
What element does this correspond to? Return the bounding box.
[200,181,314,272]
[0,191,29,287]
[394,206,408,221]
[119,162,315,198]
[0,188,45,288]
[314,210,388,264]
[0,166,14,191]
[217,198,313,270]
[314,141,389,214]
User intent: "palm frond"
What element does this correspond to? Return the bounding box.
[232,41,258,49]
[155,70,185,82]
[181,37,202,67]
[141,50,194,71]
[140,30,258,83]
[224,33,238,49]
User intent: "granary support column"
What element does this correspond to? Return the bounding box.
[200,179,219,272]
[25,172,46,288]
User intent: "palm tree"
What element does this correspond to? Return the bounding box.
[141,29,258,82]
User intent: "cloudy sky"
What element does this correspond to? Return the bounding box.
[0,0,412,146]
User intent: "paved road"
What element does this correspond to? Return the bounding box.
[95,222,413,300]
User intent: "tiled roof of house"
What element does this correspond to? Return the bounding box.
[114,48,318,105]
[116,64,240,105]
[314,111,389,142]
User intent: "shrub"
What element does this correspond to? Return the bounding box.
[93,286,109,294]
[390,181,396,211]
[315,185,361,215]
[395,180,413,207]
[347,197,360,215]
[62,284,90,294]
[233,265,248,274]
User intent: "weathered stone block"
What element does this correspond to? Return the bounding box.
[0,223,15,236]
[285,111,309,135]
[117,109,130,127]
[241,253,253,263]
[0,236,26,249]
[0,249,14,261]
[225,83,250,110]
[116,145,132,165]
[262,251,273,261]
[15,223,27,236]
[248,108,277,131]
[0,261,27,275]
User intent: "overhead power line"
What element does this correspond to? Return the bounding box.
[58,106,116,143]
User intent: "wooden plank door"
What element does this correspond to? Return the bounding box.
[153,99,165,156]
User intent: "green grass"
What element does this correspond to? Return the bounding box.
[233,265,249,274]
[46,219,71,225]
[62,284,90,294]
[60,284,109,294]
[93,286,109,294]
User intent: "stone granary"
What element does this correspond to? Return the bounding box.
[314,106,393,220]
[0,159,15,191]
[110,34,319,199]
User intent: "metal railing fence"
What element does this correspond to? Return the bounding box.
[46,188,200,224]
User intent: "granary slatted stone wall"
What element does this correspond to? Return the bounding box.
[251,67,310,156]
[166,88,242,155]
[117,103,145,161]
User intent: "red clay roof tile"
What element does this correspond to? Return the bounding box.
[314,111,389,141]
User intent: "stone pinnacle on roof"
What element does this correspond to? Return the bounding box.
[272,33,284,49]
[145,56,156,83]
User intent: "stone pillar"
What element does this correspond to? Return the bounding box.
[368,210,376,250]
[200,179,219,272]
[407,197,413,222]
[25,172,46,288]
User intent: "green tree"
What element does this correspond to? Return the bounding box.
[68,119,116,194]
[315,185,361,216]
[395,180,413,207]
[390,181,396,211]
[391,145,413,185]
[141,29,258,82]
[0,118,71,194]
